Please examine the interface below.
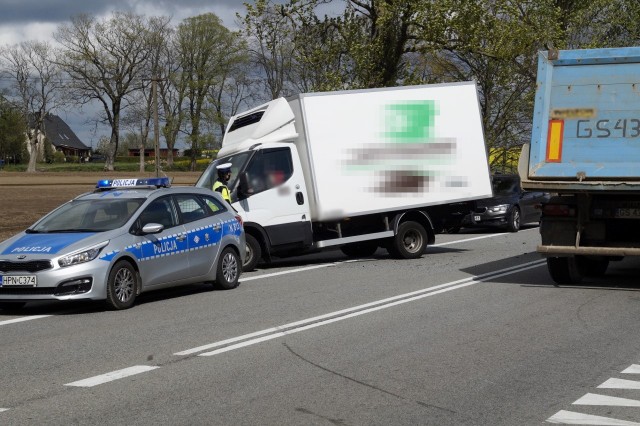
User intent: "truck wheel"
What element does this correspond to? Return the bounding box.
[389,221,427,259]
[577,256,609,277]
[243,234,261,272]
[340,241,378,258]
[506,207,521,232]
[105,260,139,310]
[213,248,240,290]
[547,257,583,285]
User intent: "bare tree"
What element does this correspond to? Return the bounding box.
[206,35,253,146]
[54,12,154,171]
[158,33,185,169]
[175,13,240,170]
[0,41,62,172]
[122,16,172,173]
[240,0,301,99]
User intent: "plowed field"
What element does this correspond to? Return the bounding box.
[0,171,200,241]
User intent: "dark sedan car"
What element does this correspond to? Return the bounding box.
[453,174,550,233]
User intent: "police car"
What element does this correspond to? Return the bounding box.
[0,177,245,310]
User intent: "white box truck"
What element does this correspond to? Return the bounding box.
[196,82,492,271]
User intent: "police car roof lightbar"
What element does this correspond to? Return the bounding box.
[96,177,171,189]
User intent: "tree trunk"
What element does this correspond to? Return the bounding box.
[26,134,38,173]
[105,110,120,172]
[139,144,145,173]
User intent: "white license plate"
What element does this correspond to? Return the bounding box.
[474,215,481,222]
[615,208,640,219]
[1,275,37,287]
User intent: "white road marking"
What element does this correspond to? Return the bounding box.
[0,315,52,326]
[432,232,510,247]
[240,263,337,282]
[598,378,640,390]
[0,231,525,327]
[0,408,8,413]
[175,259,545,357]
[622,365,640,374]
[547,410,640,425]
[574,393,640,407]
[64,365,159,387]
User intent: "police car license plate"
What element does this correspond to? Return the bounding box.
[1,275,37,286]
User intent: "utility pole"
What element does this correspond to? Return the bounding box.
[152,76,160,178]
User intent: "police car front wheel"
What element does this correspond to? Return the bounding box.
[106,260,139,310]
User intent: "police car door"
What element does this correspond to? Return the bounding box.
[174,193,225,279]
[133,196,190,286]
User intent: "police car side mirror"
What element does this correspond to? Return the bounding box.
[141,223,164,234]
[237,172,252,200]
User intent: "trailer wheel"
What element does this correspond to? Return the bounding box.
[547,257,583,285]
[577,256,609,277]
[243,234,261,272]
[388,221,427,259]
[340,241,378,258]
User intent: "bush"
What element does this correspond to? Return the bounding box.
[53,151,66,163]
[115,156,141,164]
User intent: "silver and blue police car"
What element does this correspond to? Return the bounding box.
[0,177,245,310]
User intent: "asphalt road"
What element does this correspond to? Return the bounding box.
[1,226,640,425]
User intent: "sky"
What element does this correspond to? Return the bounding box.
[0,0,250,150]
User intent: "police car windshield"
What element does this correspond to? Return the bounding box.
[195,152,252,190]
[30,198,145,233]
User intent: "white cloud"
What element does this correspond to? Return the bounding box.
[0,22,60,45]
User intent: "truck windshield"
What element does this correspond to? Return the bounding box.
[195,152,253,192]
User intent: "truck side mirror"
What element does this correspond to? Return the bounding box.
[237,172,252,200]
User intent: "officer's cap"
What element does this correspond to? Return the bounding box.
[216,163,232,173]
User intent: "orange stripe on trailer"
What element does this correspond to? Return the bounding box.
[546,119,564,162]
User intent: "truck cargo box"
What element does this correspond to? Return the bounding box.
[521,47,640,192]
[288,82,492,221]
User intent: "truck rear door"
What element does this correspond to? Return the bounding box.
[527,48,640,180]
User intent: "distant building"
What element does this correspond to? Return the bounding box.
[127,148,180,158]
[27,113,90,160]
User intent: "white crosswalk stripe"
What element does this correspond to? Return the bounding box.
[547,410,640,425]
[622,365,640,374]
[547,364,640,424]
[598,378,640,390]
[574,394,640,407]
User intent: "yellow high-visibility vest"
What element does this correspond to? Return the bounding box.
[212,180,231,203]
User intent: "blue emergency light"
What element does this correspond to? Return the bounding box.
[96,177,171,189]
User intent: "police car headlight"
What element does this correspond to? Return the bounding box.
[58,241,109,268]
[489,204,509,212]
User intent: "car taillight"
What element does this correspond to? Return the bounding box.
[543,203,576,217]
[235,214,244,227]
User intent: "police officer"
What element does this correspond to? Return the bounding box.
[212,163,232,203]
